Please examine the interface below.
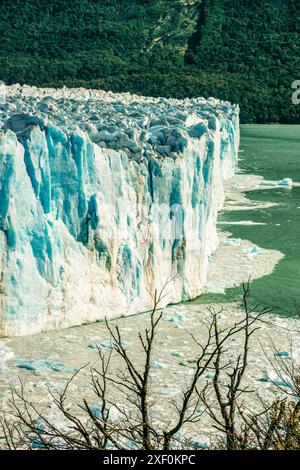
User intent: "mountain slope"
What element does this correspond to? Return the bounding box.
[0,0,299,122]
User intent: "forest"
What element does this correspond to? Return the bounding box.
[0,0,299,123]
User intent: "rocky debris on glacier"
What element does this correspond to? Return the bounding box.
[0,85,239,336]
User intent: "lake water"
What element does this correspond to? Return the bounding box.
[193,125,300,317]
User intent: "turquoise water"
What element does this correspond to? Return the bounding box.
[193,125,300,316]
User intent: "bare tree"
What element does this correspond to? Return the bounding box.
[1,279,212,450]
[197,287,300,451]
[198,283,271,449]
[1,282,300,451]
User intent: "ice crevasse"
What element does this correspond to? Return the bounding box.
[0,85,239,336]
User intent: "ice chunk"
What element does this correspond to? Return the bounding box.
[190,435,210,450]
[260,178,293,188]
[88,341,114,351]
[0,343,14,367]
[275,351,290,358]
[278,178,293,187]
[164,312,186,323]
[224,238,241,246]
[171,351,184,358]
[242,245,262,259]
[151,361,168,369]
[258,370,291,388]
[14,359,78,374]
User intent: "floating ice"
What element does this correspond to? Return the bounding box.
[13,359,78,374]
[151,361,168,369]
[170,351,184,358]
[88,341,114,351]
[158,387,180,396]
[0,343,14,367]
[206,284,226,294]
[260,178,293,188]
[278,178,293,187]
[91,402,126,422]
[164,311,186,323]
[275,351,290,358]
[258,370,292,388]
[223,237,242,246]
[190,435,210,450]
[241,245,262,259]
[30,437,46,450]
[219,221,267,226]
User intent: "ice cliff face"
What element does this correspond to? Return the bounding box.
[0,85,239,336]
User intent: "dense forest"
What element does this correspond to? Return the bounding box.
[0,0,299,123]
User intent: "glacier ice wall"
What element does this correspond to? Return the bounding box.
[0,85,239,336]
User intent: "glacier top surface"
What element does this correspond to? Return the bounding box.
[0,84,238,161]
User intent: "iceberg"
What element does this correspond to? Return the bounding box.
[260,177,293,188]
[278,178,293,187]
[0,85,239,336]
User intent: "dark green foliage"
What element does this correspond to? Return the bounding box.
[0,0,299,123]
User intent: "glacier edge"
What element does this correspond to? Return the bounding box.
[0,86,239,336]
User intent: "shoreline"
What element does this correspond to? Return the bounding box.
[203,171,284,295]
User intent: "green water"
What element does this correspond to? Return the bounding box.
[194,125,300,316]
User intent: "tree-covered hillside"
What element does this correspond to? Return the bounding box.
[0,0,299,123]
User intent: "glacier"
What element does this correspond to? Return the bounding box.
[0,85,239,336]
